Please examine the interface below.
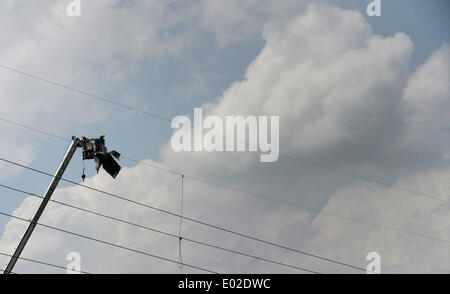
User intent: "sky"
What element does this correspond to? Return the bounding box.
[0,0,449,273]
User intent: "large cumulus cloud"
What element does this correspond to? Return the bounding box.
[0,0,286,181]
[0,2,448,273]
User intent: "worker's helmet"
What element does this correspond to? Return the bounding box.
[100,134,105,138]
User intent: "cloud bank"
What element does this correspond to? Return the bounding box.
[0,2,448,273]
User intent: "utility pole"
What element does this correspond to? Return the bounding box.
[3,137,81,274]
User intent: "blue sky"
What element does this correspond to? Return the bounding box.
[2,0,447,213]
[0,1,448,273]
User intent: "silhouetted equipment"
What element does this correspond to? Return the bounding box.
[94,152,121,178]
[81,135,121,180]
[3,135,121,274]
[81,168,86,181]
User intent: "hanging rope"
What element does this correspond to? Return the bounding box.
[177,175,184,273]
[81,159,86,182]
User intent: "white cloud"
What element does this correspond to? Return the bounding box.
[0,140,34,181]
[399,43,450,160]
[162,3,417,175]
[307,169,449,273]
[403,44,449,124]
[0,0,267,181]
[0,2,448,274]
[200,0,265,47]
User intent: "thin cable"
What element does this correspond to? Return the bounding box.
[0,267,17,274]
[2,115,448,207]
[0,252,89,274]
[1,158,446,272]
[0,155,447,244]
[0,64,445,202]
[1,118,448,243]
[0,183,320,274]
[178,175,185,274]
[0,183,321,274]
[0,117,69,142]
[1,117,449,243]
[280,153,449,203]
[1,68,445,273]
[0,158,388,272]
[0,65,171,123]
[0,269,17,274]
[0,211,218,274]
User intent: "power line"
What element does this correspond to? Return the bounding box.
[0,65,171,123]
[0,152,448,244]
[0,269,17,274]
[280,153,449,203]
[0,119,448,242]
[178,175,184,273]
[6,157,444,274]
[0,118,69,142]
[0,211,218,274]
[0,183,321,274]
[0,252,89,274]
[0,64,446,203]
[0,157,371,272]
[2,156,448,274]
[0,113,450,209]
[4,115,448,241]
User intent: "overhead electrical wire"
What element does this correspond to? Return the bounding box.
[1,116,448,210]
[0,211,219,274]
[0,269,17,274]
[0,183,321,274]
[0,119,448,243]
[0,65,447,274]
[0,136,447,243]
[0,252,89,274]
[178,175,184,274]
[2,156,447,274]
[0,157,371,272]
[0,65,171,123]
[0,117,69,142]
[0,64,446,203]
[0,130,444,273]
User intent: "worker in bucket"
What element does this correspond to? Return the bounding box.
[95,134,106,152]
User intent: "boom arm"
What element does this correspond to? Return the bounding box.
[3,137,81,274]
